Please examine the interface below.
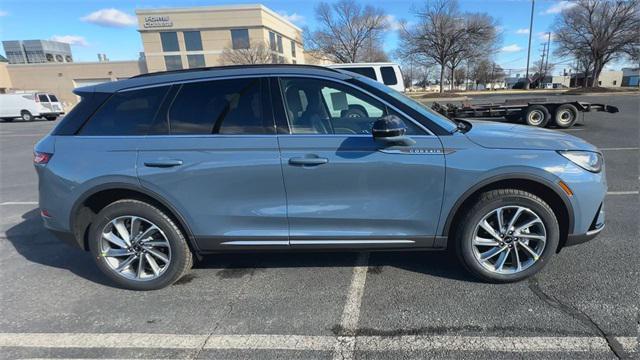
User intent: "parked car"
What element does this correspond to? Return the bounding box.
[327,62,405,92]
[35,65,606,290]
[0,92,64,122]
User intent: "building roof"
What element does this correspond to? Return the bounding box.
[79,64,350,94]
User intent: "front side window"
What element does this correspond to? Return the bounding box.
[168,78,270,135]
[38,94,49,103]
[160,32,179,52]
[48,94,59,102]
[380,66,398,85]
[231,29,250,49]
[183,31,203,51]
[340,67,376,80]
[79,87,169,136]
[164,55,183,71]
[280,77,423,135]
[187,54,205,69]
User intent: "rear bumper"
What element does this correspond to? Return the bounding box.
[565,224,605,247]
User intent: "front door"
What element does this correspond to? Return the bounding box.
[137,78,288,251]
[276,77,446,248]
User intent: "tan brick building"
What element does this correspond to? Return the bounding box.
[136,4,305,73]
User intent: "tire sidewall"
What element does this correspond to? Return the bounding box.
[458,194,559,282]
[525,105,550,127]
[21,111,33,121]
[88,201,190,290]
[554,104,578,128]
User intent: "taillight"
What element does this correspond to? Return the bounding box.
[34,151,52,165]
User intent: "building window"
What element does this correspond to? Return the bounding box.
[160,32,180,52]
[187,54,206,69]
[612,80,617,85]
[277,35,283,54]
[291,40,296,58]
[45,53,54,62]
[231,29,250,49]
[55,54,63,62]
[269,32,277,51]
[183,31,203,51]
[164,55,183,71]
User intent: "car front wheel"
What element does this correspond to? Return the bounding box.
[455,189,559,283]
[88,199,193,290]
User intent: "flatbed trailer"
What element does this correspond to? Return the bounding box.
[431,98,619,128]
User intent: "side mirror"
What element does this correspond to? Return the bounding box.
[372,115,416,146]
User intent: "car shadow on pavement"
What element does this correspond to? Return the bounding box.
[6,209,476,286]
[4,209,113,287]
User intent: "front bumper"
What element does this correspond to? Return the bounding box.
[565,224,605,246]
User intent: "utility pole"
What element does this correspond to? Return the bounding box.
[538,42,548,89]
[524,0,535,89]
[544,32,551,79]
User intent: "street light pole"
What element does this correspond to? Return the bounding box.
[524,0,535,89]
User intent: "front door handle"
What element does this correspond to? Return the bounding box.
[288,156,329,166]
[144,160,183,168]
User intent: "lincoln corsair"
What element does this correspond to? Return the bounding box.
[34,65,606,290]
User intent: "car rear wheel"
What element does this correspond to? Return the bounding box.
[454,189,559,283]
[45,116,58,121]
[21,111,33,122]
[88,199,193,290]
[524,105,550,127]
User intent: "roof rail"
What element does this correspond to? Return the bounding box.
[131,63,342,79]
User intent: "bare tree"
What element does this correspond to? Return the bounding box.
[399,0,500,93]
[553,0,640,87]
[219,41,274,65]
[306,0,389,63]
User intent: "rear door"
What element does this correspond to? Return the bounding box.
[275,76,446,248]
[136,77,288,251]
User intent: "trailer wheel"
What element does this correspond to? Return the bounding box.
[524,105,550,127]
[553,104,578,128]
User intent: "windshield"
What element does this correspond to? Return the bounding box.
[352,75,458,133]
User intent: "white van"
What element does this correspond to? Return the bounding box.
[0,92,65,122]
[327,62,405,92]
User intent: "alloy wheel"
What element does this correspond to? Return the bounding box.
[99,216,171,281]
[471,206,547,274]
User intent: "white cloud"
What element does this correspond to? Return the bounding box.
[81,8,136,28]
[0,10,8,16]
[542,1,577,15]
[537,32,556,41]
[278,11,305,25]
[515,28,530,35]
[385,15,404,31]
[50,35,89,47]
[501,44,523,53]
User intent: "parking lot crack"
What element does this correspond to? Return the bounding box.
[528,277,627,359]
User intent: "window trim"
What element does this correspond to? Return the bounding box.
[274,76,434,137]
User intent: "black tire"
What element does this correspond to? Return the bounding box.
[454,189,559,283]
[88,199,193,290]
[45,116,58,121]
[553,104,578,128]
[21,110,33,122]
[524,105,550,127]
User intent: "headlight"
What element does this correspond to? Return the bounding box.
[558,150,603,173]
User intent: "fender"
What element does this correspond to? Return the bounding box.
[441,173,575,237]
[69,182,199,251]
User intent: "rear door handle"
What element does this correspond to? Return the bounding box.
[144,160,183,168]
[288,156,329,166]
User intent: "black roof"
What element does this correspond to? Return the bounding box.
[78,64,352,95]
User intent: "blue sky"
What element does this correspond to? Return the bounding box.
[0,0,627,75]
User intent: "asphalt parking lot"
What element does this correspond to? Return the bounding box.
[0,93,638,359]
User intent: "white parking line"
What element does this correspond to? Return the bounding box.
[607,191,639,195]
[332,251,370,360]
[0,201,38,206]
[0,333,636,353]
[600,147,639,151]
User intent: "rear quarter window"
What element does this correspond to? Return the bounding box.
[78,86,169,136]
[380,67,398,86]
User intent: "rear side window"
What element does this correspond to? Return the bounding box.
[168,78,271,135]
[79,87,168,136]
[341,67,376,80]
[38,94,49,102]
[48,94,59,102]
[380,67,398,85]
